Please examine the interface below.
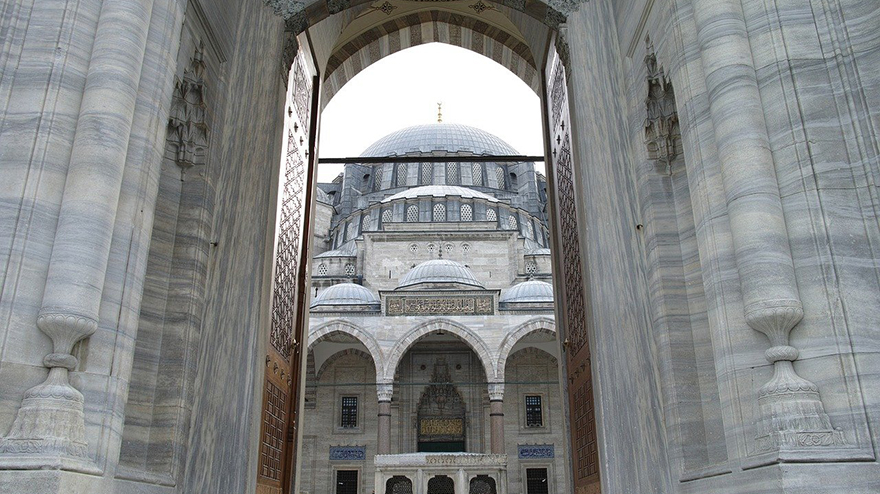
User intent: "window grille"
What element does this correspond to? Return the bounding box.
[409,244,418,253]
[525,395,543,427]
[397,163,408,187]
[446,162,459,185]
[386,475,413,494]
[382,209,393,223]
[495,167,505,189]
[460,204,473,222]
[340,397,358,428]
[470,475,497,494]
[421,162,433,185]
[407,205,419,222]
[344,263,355,276]
[427,243,436,254]
[472,163,483,186]
[374,167,383,191]
[461,243,470,254]
[362,214,370,232]
[336,470,359,494]
[317,264,328,276]
[427,476,454,494]
[507,214,518,230]
[444,243,454,254]
[486,208,497,222]
[525,261,538,274]
[433,203,446,222]
[525,468,549,494]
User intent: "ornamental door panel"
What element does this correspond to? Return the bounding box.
[544,40,600,494]
[257,46,319,494]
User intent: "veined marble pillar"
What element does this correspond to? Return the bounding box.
[488,383,505,455]
[377,382,394,455]
[0,0,155,473]
[692,0,844,460]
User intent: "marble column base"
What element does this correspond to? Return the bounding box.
[0,469,105,494]
[744,429,872,469]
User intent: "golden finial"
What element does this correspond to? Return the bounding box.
[437,102,443,123]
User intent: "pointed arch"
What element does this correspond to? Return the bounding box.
[315,348,376,380]
[383,318,494,381]
[495,317,556,380]
[308,320,386,379]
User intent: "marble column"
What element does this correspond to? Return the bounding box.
[0,0,155,473]
[488,383,505,455]
[693,0,844,460]
[377,381,394,455]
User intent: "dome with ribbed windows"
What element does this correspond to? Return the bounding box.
[362,123,519,157]
[397,259,484,290]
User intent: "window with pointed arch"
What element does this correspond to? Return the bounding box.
[433,203,446,222]
[486,208,497,223]
[460,204,473,222]
[471,163,483,186]
[507,214,518,230]
[397,163,408,187]
[495,166,506,189]
[382,208,393,224]
[407,205,419,222]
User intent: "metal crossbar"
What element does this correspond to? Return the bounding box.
[318,155,545,164]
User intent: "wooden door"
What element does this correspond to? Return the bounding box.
[544,39,601,494]
[257,45,319,494]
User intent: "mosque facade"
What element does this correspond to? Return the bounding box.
[303,124,564,494]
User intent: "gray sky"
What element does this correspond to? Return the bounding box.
[317,43,545,183]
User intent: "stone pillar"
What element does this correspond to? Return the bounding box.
[377,381,394,455]
[693,0,844,460]
[488,383,505,455]
[456,468,467,494]
[0,0,155,473]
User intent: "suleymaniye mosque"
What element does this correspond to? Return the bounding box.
[0,0,879,493]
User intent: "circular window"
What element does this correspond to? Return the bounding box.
[409,243,419,254]
[427,243,437,253]
[444,243,454,254]
[461,243,471,254]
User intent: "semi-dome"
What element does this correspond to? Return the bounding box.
[361,123,520,157]
[397,259,484,289]
[500,280,554,303]
[380,185,500,204]
[311,283,380,310]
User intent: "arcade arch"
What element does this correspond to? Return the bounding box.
[383,319,496,382]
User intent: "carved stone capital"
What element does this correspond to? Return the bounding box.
[36,312,98,356]
[744,299,804,347]
[377,382,394,402]
[488,383,505,401]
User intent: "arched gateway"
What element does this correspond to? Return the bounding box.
[0,0,877,494]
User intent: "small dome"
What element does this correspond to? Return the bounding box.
[380,185,499,204]
[398,260,484,289]
[311,283,379,310]
[500,280,554,303]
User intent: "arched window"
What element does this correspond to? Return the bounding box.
[361,214,371,232]
[486,208,497,222]
[382,209,393,224]
[446,162,459,185]
[460,204,473,221]
[346,221,355,239]
[495,166,506,189]
[397,163,408,187]
[471,163,483,186]
[373,166,383,191]
[525,220,534,239]
[507,214,518,230]
[421,162,433,185]
[433,203,446,222]
[407,205,419,222]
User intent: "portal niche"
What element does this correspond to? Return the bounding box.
[417,358,467,452]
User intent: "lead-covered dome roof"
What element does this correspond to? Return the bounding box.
[381,185,499,204]
[362,124,520,157]
[500,280,554,303]
[311,283,380,310]
[397,259,484,289]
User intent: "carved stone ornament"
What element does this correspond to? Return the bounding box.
[745,300,846,457]
[644,46,678,175]
[385,295,494,316]
[168,43,210,177]
[377,382,394,402]
[417,359,467,443]
[0,313,101,473]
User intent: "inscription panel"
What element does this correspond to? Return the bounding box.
[385,296,493,315]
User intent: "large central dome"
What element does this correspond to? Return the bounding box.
[361,123,520,157]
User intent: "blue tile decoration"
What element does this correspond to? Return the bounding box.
[518,444,555,459]
[329,446,367,461]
